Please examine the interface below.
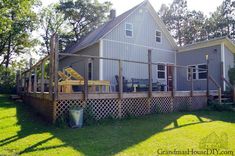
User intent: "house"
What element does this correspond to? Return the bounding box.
[177,37,235,91]
[59,0,177,91]
[59,0,235,92]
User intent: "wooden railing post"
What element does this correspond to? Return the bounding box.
[33,67,37,93]
[84,58,89,100]
[148,49,152,98]
[28,58,32,93]
[54,34,59,100]
[190,67,193,96]
[49,35,55,99]
[41,61,45,94]
[118,60,123,99]
[172,65,176,97]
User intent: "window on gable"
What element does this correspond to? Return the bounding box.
[125,23,133,37]
[156,30,162,43]
[198,64,207,79]
[157,64,166,79]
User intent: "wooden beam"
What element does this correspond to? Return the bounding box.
[34,67,37,93]
[118,60,123,99]
[16,70,20,94]
[41,61,45,93]
[148,49,152,98]
[84,58,89,100]
[220,61,224,92]
[172,65,176,97]
[49,35,55,98]
[54,34,59,100]
[190,67,193,96]
[28,58,33,93]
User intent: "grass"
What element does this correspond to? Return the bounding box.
[0,95,235,156]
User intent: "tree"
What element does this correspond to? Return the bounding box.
[0,0,39,68]
[57,0,112,45]
[159,0,188,46]
[40,4,66,53]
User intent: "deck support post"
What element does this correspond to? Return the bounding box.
[33,67,37,93]
[84,58,89,101]
[41,61,45,94]
[148,49,152,98]
[220,62,224,92]
[233,86,235,103]
[172,65,175,97]
[118,60,123,99]
[190,67,193,97]
[49,35,55,99]
[28,58,32,93]
[54,34,59,100]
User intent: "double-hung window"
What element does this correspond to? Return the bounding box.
[187,65,197,80]
[198,64,207,79]
[187,64,207,80]
[156,30,162,43]
[157,64,166,79]
[125,23,133,37]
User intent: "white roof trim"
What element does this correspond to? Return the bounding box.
[178,37,235,53]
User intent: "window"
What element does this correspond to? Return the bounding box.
[125,23,133,37]
[187,64,207,80]
[156,30,162,43]
[157,64,165,79]
[187,65,196,80]
[88,62,93,80]
[198,64,207,79]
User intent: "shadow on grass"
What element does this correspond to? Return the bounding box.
[1,94,235,155]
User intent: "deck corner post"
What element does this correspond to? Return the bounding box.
[118,60,123,99]
[148,49,152,98]
[49,34,55,100]
[54,34,59,100]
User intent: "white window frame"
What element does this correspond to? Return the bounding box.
[157,63,166,80]
[187,65,197,81]
[88,61,93,80]
[187,64,207,81]
[197,63,207,80]
[156,30,162,44]
[125,23,133,38]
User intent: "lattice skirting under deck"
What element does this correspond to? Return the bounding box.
[54,96,207,122]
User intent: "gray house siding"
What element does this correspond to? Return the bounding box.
[101,4,176,86]
[59,43,100,80]
[177,45,221,91]
[224,46,234,83]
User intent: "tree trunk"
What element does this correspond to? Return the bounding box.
[5,33,11,69]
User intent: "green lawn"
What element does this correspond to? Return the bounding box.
[0,95,235,156]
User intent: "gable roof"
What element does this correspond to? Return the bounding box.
[178,37,235,53]
[65,1,147,54]
[65,0,178,54]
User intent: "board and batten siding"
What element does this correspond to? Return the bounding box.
[59,43,100,80]
[101,3,176,86]
[177,45,221,91]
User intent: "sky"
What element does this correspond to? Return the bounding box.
[41,0,223,16]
